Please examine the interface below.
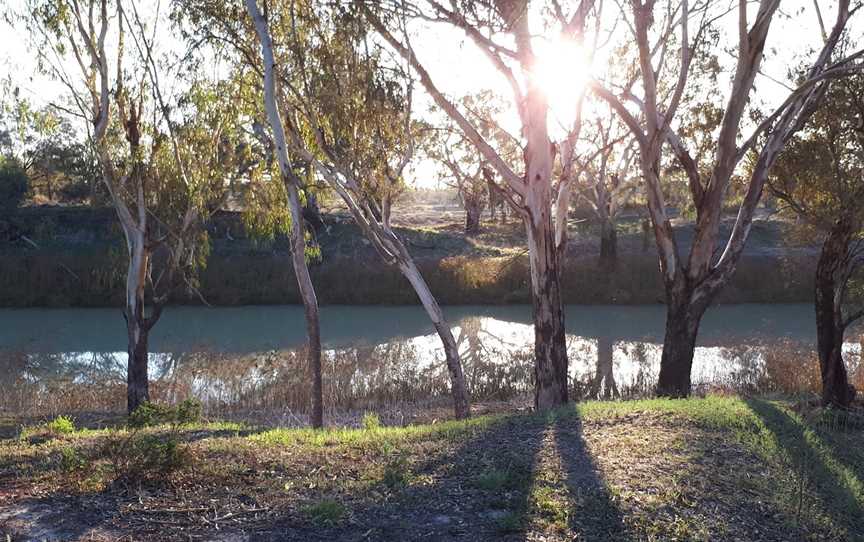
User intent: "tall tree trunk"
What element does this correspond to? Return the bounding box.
[123,231,151,414]
[248,0,324,428]
[599,217,617,267]
[399,259,471,418]
[465,197,482,235]
[656,291,705,398]
[126,317,149,413]
[288,185,323,428]
[526,216,569,409]
[815,222,854,408]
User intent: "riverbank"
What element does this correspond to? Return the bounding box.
[1,206,816,307]
[1,396,861,541]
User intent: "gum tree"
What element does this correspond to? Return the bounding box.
[593,0,863,396]
[26,0,237,412]
[573,101,640,268]
[244,0,472,418]
[769,74,864,407]
[364,0,598,409]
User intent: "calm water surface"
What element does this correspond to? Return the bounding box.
[1,304,859,416]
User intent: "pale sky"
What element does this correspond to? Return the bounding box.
[1,1,859,189]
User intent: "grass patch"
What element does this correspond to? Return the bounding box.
[1,396,861,541]
[250,412,500,450]
[304,499,345,525]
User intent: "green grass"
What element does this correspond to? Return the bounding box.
[474,468,517,490]
[304,499,346,525]
[45,416,75,435]
[2,396,862,541]
[251,413,500,450]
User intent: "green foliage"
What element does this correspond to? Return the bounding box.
[103,431,190,482]
[104,399,201,483]
[361,412,381,431]
[57,445,86,472]
[304,499,345,525]
[128,399,202,429]
[770,75,864,225]
[19,415,76,443]
[46,415,75,435]
[380,455,411,489]
[0,159,29,210]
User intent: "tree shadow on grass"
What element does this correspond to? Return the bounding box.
[236,413,548,541]
[551,411,631,542]
[745,398,863,538]
[251,408,630,541]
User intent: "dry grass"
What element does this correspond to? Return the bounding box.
[1,397,862,541]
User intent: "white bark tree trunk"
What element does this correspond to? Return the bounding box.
[247,0,324,428]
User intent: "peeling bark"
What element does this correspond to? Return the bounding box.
[526,217,569,409]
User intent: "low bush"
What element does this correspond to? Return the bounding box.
[103,399,202,483]
[128,398,202,428]
[361,412,381,431]
[304,499,345,525]
[46,415,75,434]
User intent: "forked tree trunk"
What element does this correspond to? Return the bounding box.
[599,218,617,268]
[656,292,705,398]
[362,3,569,411]
[815,221,855,408]
[526,216,569,409]
[399,259,471,418]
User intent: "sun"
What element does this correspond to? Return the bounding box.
[532,37,591,123]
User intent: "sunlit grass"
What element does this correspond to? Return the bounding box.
[250,414,501,450]
[2,396,861,539]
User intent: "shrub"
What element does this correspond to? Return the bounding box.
[57,445,86,472]
[128,398,202,429]
[105,399,201,483]
[380,455,411,489]
[361,412,381,431]
[0,160,28,210]
[46,415,75,435]
[304,499,345,525]
[19,415,75,443]
[103,431,191,483]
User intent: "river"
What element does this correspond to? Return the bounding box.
[0,303,859,416]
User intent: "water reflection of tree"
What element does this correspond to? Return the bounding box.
[589,336,619,400]
[616,341,657,398]
[0,350,127,414]
[12,328,856,417]
[455,317,533,401]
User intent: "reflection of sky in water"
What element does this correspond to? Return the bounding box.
[0,304,840,354]
[3,305,862,413]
